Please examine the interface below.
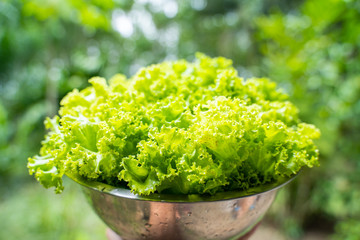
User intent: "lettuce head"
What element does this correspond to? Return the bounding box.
[28,53,320,195]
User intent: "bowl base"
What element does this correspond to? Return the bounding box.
[105,222,262,240]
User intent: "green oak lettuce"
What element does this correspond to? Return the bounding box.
[28,53,320,195]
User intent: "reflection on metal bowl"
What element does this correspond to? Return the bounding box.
[67,173,296,240]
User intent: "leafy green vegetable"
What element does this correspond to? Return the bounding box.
[28,54,320,195]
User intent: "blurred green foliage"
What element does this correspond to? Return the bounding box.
[0,179,106,240]
[0,0,359,239]
[333,219,360,240]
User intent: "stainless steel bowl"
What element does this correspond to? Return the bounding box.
[67,173,296,240]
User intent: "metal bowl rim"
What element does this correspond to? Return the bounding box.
[67,172,298,203]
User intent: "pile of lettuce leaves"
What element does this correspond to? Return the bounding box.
[28,54,320,196]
